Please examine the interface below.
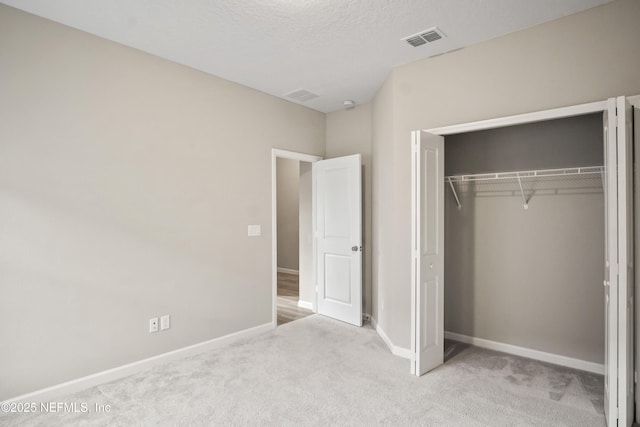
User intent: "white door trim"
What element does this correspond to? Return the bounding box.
[423,95,640,136]
[425,100,608,136]
[271,149,322,327]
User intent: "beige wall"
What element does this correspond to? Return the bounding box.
[373,0,640,350]
[276,158,300,271]
[445,191,605,363]
[325,103,372,315]
[371,74,396,328]
[0,5,325,400]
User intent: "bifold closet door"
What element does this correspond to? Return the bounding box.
[411,131,444,376]
[604,96,634,427]
[616,96,634,427]
[616,97,635,426]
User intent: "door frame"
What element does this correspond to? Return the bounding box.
[411,99,607,374]
[271,149,322,328]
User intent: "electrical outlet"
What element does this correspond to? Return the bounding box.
[149,317,159,333]
[160,315,170,331]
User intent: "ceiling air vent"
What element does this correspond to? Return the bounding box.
[403,27,446,47]
[284,88,319,102]
[405,36,427,48]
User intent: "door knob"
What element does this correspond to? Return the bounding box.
[352,246,359,252]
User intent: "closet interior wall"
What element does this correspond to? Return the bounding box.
[444,113,605,364]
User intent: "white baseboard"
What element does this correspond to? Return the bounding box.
[277,268,299,275]
[370,316,378,330]
[297,300,313,310]
[4,322,274,404]
[371,317,414,360]
[444,331,604,375]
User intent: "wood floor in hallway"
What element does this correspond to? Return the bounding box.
[277,272,313,326]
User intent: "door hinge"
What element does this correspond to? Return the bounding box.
[635,371,638,384]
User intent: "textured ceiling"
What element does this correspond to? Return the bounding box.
[1,0,613,113]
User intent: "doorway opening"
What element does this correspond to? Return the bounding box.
[442,112,606,415]
[276,157,314,325]
[271,149,364,328]
[443,112,605,370]
[271,149,322,327]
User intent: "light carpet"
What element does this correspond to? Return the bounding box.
[1,315,604,426]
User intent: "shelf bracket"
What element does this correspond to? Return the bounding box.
[447,177,462,210]
[516,173,529,210]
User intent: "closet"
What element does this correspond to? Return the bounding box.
[443,113,605,368]
[411,96,636,427]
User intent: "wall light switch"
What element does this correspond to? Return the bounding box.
[160,314,170,331]
[248,225,261,237]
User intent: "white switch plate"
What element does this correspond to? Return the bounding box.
[160,314,170,331]
[149,317,159,333]
[248,225,261,237]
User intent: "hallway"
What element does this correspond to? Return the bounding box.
[277,272,313,326]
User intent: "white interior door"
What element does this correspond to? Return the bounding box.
[604,96,634,427]
[314,154,362,326]
[411,131,444,376]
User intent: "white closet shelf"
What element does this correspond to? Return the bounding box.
[446,166,604,210]
[446,166,604,183]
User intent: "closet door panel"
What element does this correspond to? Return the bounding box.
[616,96,633,427]
[603,98,617,427]
[412,131,444,376]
